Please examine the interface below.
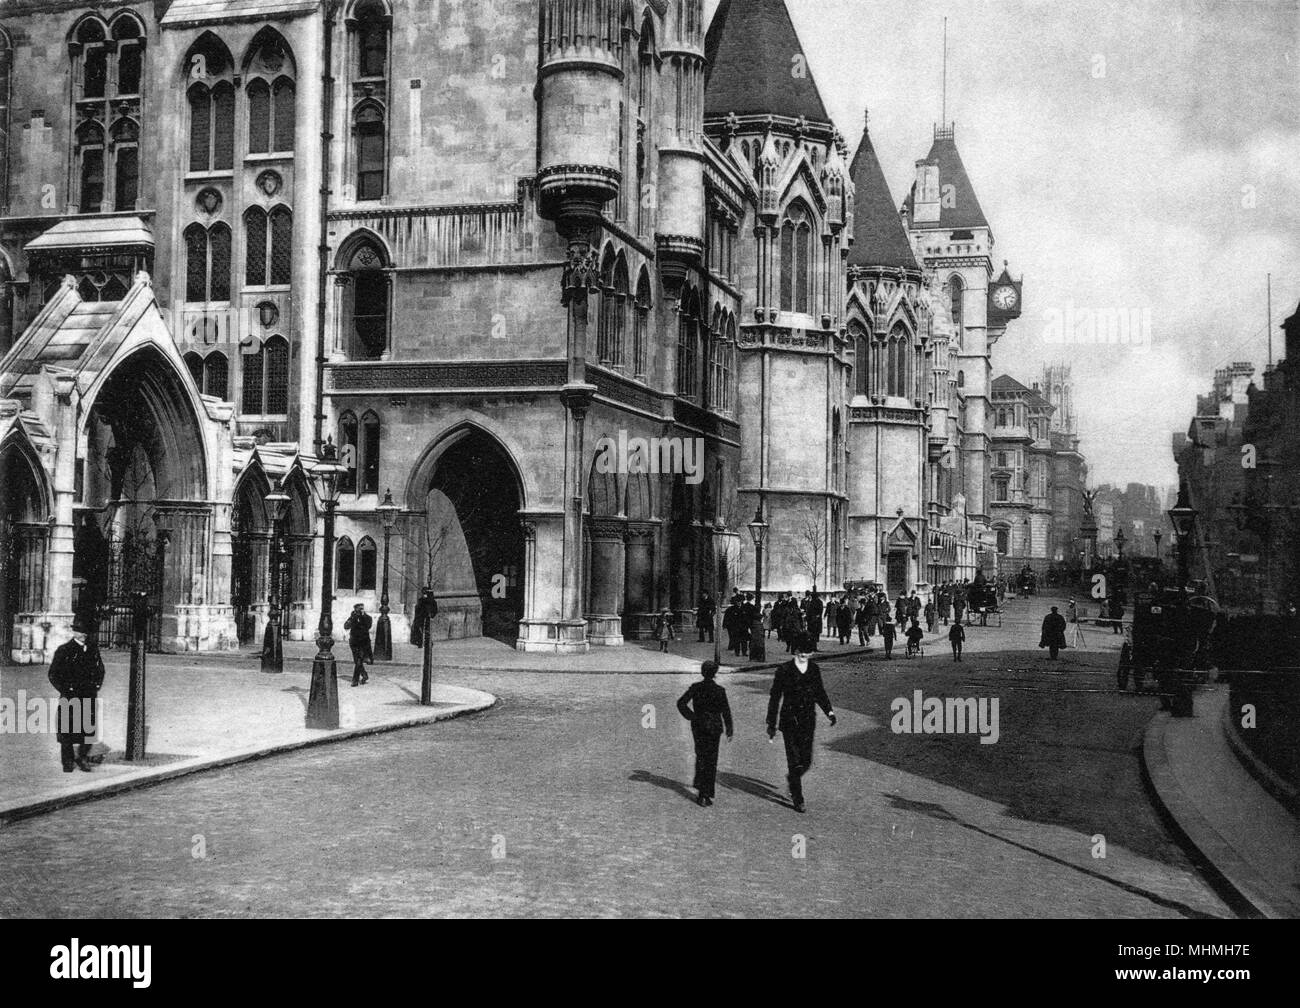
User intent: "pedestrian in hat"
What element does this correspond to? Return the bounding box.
[47,614,105,773]
[766,633,836,813]
[1040,606,1068,660]
[344,603,373,686]
[948,620,965,662]
[677,660,733,807]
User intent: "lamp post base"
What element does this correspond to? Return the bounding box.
[374,614,393,662]
[306,634,340,729]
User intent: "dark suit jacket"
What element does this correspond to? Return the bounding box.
[48,639,105,698]
[766,659,832,733]
[678,680,733,737]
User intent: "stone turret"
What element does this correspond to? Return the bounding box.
[654,0,707,297]
[536,0,625,234]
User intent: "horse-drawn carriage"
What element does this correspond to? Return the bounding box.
[965,581,1002,627]
[1117,588,1217,703]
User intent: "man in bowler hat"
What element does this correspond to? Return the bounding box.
[344,603,373,686]
[47,615,106,773]
[766,633,836,812]
[677,660,733,806]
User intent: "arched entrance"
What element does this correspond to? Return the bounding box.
[230,468,271,644]
[76,346,209,649]
[410,427,524,644]
[0,435,50,660]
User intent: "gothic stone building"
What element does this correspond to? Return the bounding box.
[0,0,746,659]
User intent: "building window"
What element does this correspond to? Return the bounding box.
[241,336,289,416]
[75,122,105,213]
[354,104,386,201]
[336,537,355,591]
[997,451,1008,468]
[994,478,1009,502]
[244,205,293,287]
[949,274,964,333]
[357,537,378,590]
[356,1,389,78]
[244,30,296,155]
[633,269,650,378]
[340,239,390,360]
[184,222,232,303]
[853,327,870,395]
[70,15,146,212]
[676,290,699,399]
[779,203,813,313]
[886,326,909,398]
[184,34,236,173]
[205,352,228,399]
[337,409,380,496]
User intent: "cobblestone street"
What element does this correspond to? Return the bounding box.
[0,603,1231,918]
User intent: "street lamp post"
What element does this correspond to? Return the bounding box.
[374,488,400,661]
[1168,481,1197,591]
[306,439,347,730]
[261,482,290,674]
[748,505,769,663]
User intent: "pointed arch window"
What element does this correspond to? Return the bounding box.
[184,352,204,389]
[360,411,380,494]
[336,537,356,591]
[184,35,235,173]
[241,336,289,416]
[75,121,105,213]
[244,31,297,155]
[853,327,871,396]
[596,247,616,365]
[676,291,699,399]
[354,104,386,201]
[184,222,231,303]
[357,537,378,591]
[949,275,964,333]
[356,1,390,79]
[778,203,813,314]
[341,240,390,360]
[633,269,651,379]
[245,206,294,287]
[338,411,359,494]
[887,325,909,398]
[111,118,139,210]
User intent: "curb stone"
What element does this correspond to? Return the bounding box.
[0,692,497,827]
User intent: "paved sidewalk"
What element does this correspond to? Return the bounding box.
[1143,686,1300,918]
[0,655,495,824]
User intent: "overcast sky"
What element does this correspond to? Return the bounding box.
[707,0,1300,492]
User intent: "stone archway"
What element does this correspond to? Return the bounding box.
[77,346,211,649]
[230,466,271,644]
[408,427,525,644]
[0,434,51,661]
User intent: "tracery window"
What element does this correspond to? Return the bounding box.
[244,205,293,286]
[71,14,146,212]
[241,336,289,416]
[675,289,700,399]
[244,30,296,154]
[340,239,390,360]
[336,409,381,496]
[779,203,812,313]
[185,34,236,173]
[184,222,232,303]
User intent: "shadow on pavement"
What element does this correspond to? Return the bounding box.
[718,771,791,808]
[628,769,696,803]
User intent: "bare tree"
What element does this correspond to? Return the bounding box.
[791,504,828,591]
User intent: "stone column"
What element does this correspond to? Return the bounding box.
[585,518,625,645]
[516,512,586,653]
[623,521,657,639]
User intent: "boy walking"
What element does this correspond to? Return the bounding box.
[655,609,676,652]
[677,661,733,807]
[948,620,965,661]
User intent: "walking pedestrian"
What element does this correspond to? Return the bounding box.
[345,603,373,686]
[410,589,438,646]
[855,599,871,645]
[762,602,773,638]
[924,599,936,633]
[948,620,965,661]
[1108,595,1124,634]
[1040,606,1067,660]
[677,660,733,807]
[47,615,105,773]
[953,593,966,627]
[782,598,804,653]
[894,595,906,629]
[880,617,896,659]
[825,597,839,643]
[655,609,676,652]
[805,591,824,648]
[766,634,836,813]
[938,587,951,626]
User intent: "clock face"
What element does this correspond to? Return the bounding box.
[993,285,1018,310]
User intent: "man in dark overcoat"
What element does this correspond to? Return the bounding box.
[1040,606,1068,660]
[696,592,716,643]
[766,634,836,812]
[344,603,373,686]
[677,660,733,806]
[47,616,105,773]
